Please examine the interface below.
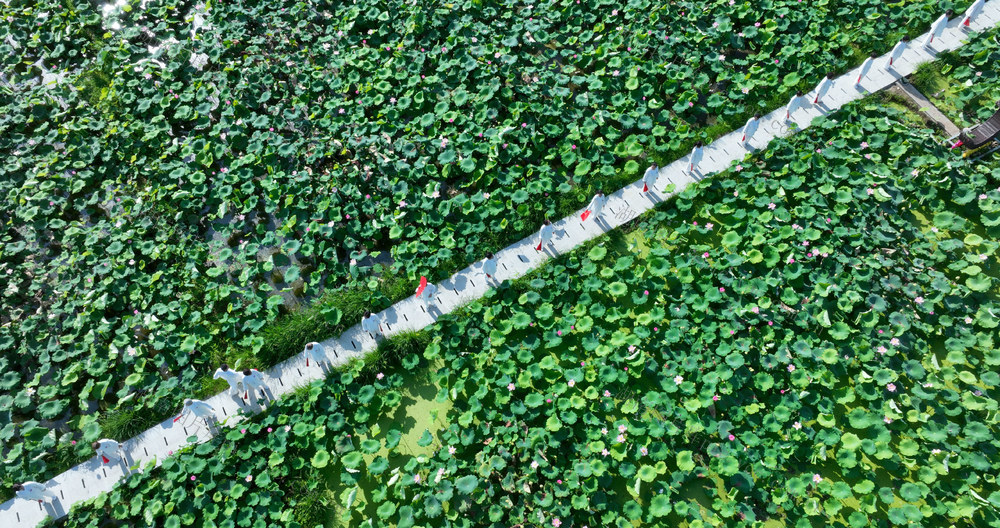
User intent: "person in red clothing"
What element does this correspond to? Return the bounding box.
[93,439,122,464]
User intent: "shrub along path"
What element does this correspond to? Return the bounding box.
[3,4,999,525]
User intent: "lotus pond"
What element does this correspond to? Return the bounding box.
[49,88,1000,527]
[4,0,981,493]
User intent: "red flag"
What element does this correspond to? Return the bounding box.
[741,134,746,142]
[580,210,591,221]
[642,183,648,192]
[535,241,542,251]
[173,414,183,423]
[415,276,428,298]
[244,391,249,400]
[102,455,110,464]
[964,18,971,27]
[306,358,309,367]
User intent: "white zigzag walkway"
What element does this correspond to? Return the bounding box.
[4,5,1000,526]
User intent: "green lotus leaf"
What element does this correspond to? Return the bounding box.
[511,311,532,329]
[853,480,875,495]
[311,450,331,468]
[340,451,362,469]
[360,439,381,454]
[455,475,478,494]
[588,245,607,261]
[829,322,850,340]
[647,494,672,517]
[377,501,397,519]
[676,450,695,471]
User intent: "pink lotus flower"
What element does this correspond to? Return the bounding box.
[567,379,575,387]
[728,434,735,441]
[267,427,273,433]
[376,372,384,380]
[448,446,456,455]
[552,519,562,527]
[603,390,611,397]
[507,383,515,391]
[703,252,710,258]
[812,474,822,483]
[246,475,253,482]
[915,296,924,305]
[887,383,896,392]
[787,364,795,372]
[191,476,196,481]
[674,375,683,385]
[793,421,802,430]
[768,202,776,210]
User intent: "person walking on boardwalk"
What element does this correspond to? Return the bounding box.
[785,91,806,121]
[856,51,878,86]
[962,0,985,28]
[419,282,438,306]
[14,482,58,504]
[93,439,123,464]
[535,219,554,251]
[642,163,659,192]
[687,142,704,173]
[303,342,327,368]
[178,398,216,426]
[362,310,382,338]
[812,73,834,105]
[212,363,244,396]
[925,10,953,46]
[583,190,607,221]
[741,113,761,145]
[889,36,910,68]
[482,252,498,279]
[241,368,267,401]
